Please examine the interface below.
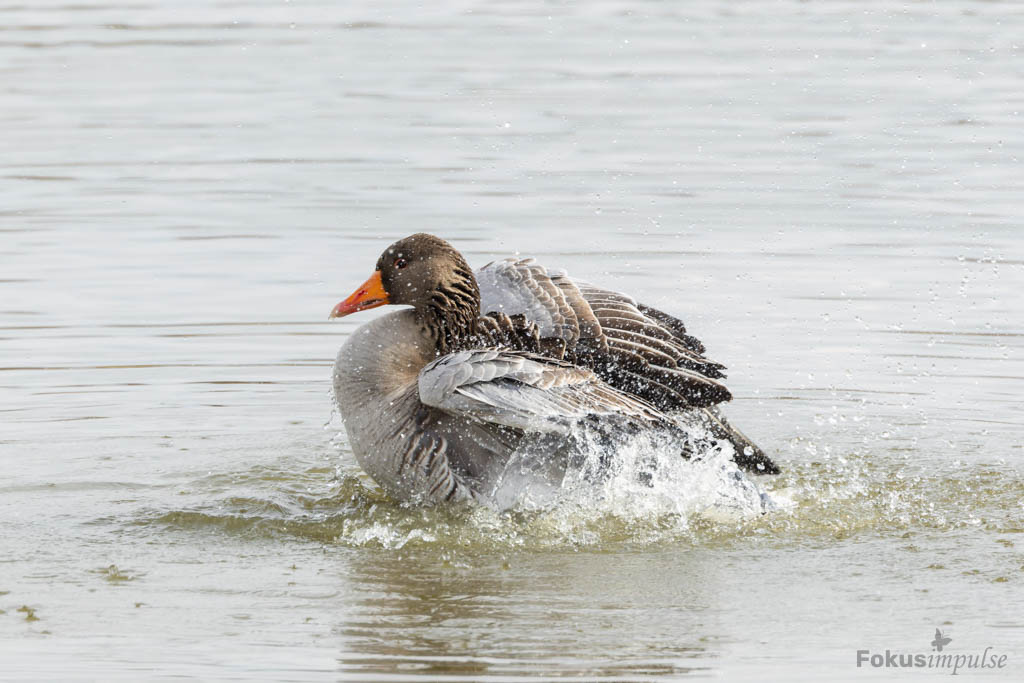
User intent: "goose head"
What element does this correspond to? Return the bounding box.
[329,234,480,346]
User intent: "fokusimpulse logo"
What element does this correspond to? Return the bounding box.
[856,628,1009,675]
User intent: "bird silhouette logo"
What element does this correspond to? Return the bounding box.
[931,628,952,652]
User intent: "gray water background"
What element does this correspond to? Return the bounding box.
[2,1,1023,680]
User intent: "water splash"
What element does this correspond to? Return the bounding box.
[485,422,775,524]
[137,427,1024,554]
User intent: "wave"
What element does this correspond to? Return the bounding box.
[135,431,1024,552]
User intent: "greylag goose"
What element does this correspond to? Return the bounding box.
[329,233,778,507]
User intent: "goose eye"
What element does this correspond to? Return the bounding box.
[394,257,409,270]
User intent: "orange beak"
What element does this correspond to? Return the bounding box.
[329,270,389,319]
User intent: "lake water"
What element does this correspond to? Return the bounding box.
[2,1,1023,680]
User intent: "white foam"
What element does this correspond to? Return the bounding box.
[486,421,776,525]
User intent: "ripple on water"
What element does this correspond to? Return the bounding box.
[135,447,1024,554]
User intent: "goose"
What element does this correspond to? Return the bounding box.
[328,233,778,508]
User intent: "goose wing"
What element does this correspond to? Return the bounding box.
[418,348,670,434]
[476,258,730,410]
[418,348,779,475]
[474,258,779,475]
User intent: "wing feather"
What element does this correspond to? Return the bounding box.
[477,260,730,410]
[419,349,666,434]
[470,257,778,473]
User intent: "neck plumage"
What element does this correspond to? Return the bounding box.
[418,267,481,355]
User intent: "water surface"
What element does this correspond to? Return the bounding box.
[2,1,1023,680]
